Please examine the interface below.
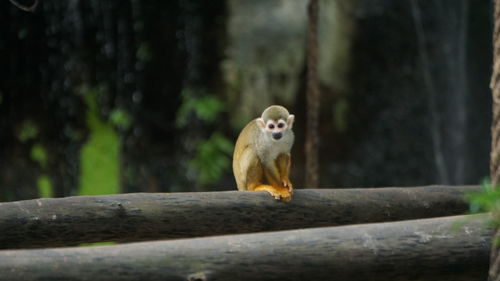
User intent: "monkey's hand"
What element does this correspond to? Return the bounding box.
[255,185,292,202]
[282,178,293,194]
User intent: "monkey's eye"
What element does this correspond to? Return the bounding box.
[268,124,275,129]
[277,123,284,129]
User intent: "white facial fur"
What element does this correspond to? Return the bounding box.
[256,115,294,137]
[264,119,287,139]
[255,115,295,167]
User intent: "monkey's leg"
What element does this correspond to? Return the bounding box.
[276,153,293,193]
[236,147,263,191]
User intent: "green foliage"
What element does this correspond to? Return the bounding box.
[18,120,38,142]
[176,90,226,128]
[467,178,498,214]
[190,132,234,185]
[462,179,498,233]
[30,143,52,198]
[79,88,120,196]
[176,89,233,185]
[110,108,133,130]
[31,143,48,168]
[37,175,53,198]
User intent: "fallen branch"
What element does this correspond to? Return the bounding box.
[0,214,491,281]
[0,185,479,249]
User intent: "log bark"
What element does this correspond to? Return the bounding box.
[0,185,479,249]
[0,214,490,281]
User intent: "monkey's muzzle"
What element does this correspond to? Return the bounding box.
[272,132,282,140]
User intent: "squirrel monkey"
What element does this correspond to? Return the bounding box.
[233,105,295,202]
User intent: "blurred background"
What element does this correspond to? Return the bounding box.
[0,0,493,201]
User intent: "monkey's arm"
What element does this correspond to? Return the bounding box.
[276,153,293,192]
[261,155,292,202]
[263,162,282,188]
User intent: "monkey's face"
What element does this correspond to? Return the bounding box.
[257,115,294,142]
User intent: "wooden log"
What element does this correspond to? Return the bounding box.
[0,185,479,249]
[0,214,491,281]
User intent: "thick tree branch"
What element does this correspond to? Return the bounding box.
[0,214,490,281]
[0,185,480,249]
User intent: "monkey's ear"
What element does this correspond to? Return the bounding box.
[257,118,266,129]
[287,114,295,129]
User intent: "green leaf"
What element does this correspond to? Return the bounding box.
[31,143,48,168]
[466,178,500,215]
[110,108,133,130]
[193,96,225,123]
[175,89,226,127]
[18,120,38,142]
[37,175,53,198]
[190,133,234,185]
[79,89,120,196]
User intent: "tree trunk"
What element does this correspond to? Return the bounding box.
[305,0,320,188]
[0,214,490,281]
[0,185,480,249]
[491,1,500,280]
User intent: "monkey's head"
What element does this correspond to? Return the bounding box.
[257,105,295,141]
